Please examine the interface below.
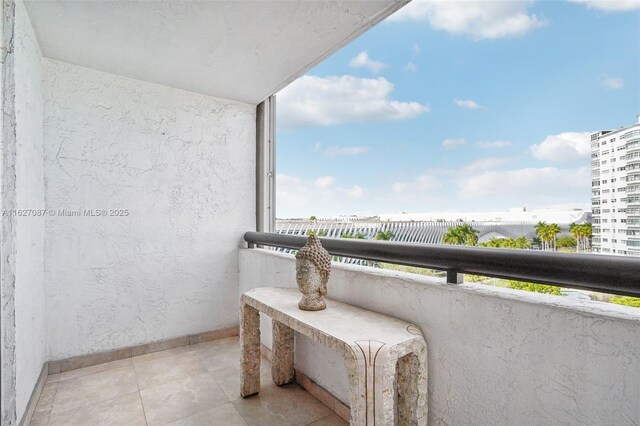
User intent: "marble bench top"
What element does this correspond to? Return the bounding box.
[241,287,423,351]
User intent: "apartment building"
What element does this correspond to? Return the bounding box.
[591,115,640,256]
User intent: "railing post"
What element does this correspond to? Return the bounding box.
[447,269,463,285]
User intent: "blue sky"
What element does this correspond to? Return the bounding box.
[276,0,640,218]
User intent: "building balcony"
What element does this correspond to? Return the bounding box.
[3,1,640,426]
[22,241,640,426]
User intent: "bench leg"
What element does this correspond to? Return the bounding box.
[240,303,261,397]
[396,347,428,425]
[272,320,295,385]
[345,346,368,425]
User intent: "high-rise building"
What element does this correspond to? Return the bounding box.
[591,115,640,256]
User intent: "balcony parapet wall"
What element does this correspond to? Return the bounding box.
[239,248,640,425]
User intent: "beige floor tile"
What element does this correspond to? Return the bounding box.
[192,337,241,375]
[232,382,332,426]
[214,357,273,401]
[28,416,49,426]
[33,383,57,420]
[59,358,132,383]
[51,366,138,414]
[307,413,349,425]
[165,402,248,426]
[48,392,146,426]
[140,372,230,425]
[133,351,208,390]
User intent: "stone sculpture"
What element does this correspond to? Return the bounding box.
[295,235,331,311]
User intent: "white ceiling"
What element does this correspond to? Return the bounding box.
[25,1,407,105]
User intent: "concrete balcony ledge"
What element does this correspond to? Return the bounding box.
[239,248,640,425]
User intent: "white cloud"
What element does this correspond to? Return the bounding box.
[530,132,592,162]
[314,176,335,189]
[278,174,365,217]
[392,174,441,193]
[477,140,513,148]
[442,138,466,148]
[454,98,483,109]
[413,43,422,55]
[457,166,590,200]
[388,0,547,40]
[278,75,429,129]
[568,0,640,11]
[460,156,518,173]
[603,77,624,89]
[349,52,386,73]
[404,62,418,72]
[322,146,370,157]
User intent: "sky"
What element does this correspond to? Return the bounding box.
[276,0,640,218]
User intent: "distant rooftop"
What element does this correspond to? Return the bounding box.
[279,208,591,224]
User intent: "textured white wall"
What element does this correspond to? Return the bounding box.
[43,59,256,359]
[240,249,640,425]
[14,1,46,419]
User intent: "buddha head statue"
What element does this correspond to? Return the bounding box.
[295,235,331,311]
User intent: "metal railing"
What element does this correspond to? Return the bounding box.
[244,231,640,298]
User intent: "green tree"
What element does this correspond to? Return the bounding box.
[507,280,563,295]
[556,236,577,249]
[549,223,561,251]
[374,230,394,241]
[479,237,531,249]
[309,215,317,221]
[442,226,463,245]
[442,224,479,246]
[578,223,592,251]
[535,222,550,250]
[535,222,561,251]
[341,232,365,239]
[513,236,531,249]
[570,223,592,252]
[610,296,640,308]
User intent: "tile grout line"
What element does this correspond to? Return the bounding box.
[306,412,339,426]
[131,359,150,426]
[134,350,233,425]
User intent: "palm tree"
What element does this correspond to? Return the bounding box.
[442,226,465,245]
[535,222,548,250]
[513,236,531,249]
[548,223,561,251]
[570,223,580,252]
[479,236,531,249]
[479,237,503,248]
[374,230,394,241]
[535,222,560,251]
[442,224,479,246]
[577,223,592,252]
[341,232,365,239]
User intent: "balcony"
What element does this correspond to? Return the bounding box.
[3,1,640,426]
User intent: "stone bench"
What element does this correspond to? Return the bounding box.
[240,287,428,425]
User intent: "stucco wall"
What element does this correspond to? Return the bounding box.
[14,1,46,420]
[239,248,640,425]
[43,59,256,359]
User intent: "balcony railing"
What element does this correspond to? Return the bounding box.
[245,231,640,298]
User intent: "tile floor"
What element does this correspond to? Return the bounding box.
[29,337,347,426]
